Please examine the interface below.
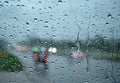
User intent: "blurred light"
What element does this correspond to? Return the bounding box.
[71,51,78,58]
[52,47,57,53]
[48,47,53,52]
[12,44,27,52]
[48,47,57,53]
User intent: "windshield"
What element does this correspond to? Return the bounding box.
[0,0,120,83]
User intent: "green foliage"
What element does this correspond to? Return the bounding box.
[19,35,120,53]
[18,37,41,47]
[86,35,120,53]
[85,34,120,61]
[19,37,75,49]
[0,52,24,72]
[18,37,76,56]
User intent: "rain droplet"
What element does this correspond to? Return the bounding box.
[38,1,42,3]
[54,67,58,70]
[10,35,13,37]
[58,0,62,3]
[1,34,4,37]
[30,71,33,74]
[113,2,117,4]
[0,4,3,7]
[44,26,48,28]
[32,7,35,9]
[105,22,109,25]
[61,66,64,69]
[29,67,33,70]
[39,20,43,21]
[64,14,68,17]
[10,81,13,83]
[21,4,25,7]
[46,33,49,35]
[23,13,26,15]
[52,35,56,38]
[107,13,113,19]
[26,22,29,25]
[39,8,42,10]
[17,4,20,7]
[118,74,120,78]
[26,29,30,32]
[85,81,88,83]
[91,24,95,25]
[34,18,37,21]
[48,6,52,9]
[45,21,48,24]
[13,17,18,20]
[112,7,116,9]
[51,61,55,64]
[24,56,27,59]
[4,1,9,3]
[118,14,120,16]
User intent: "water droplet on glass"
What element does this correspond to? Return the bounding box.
[48,6,52,9]
[24,56,27,59]
[105,22,109,25]
[4,1,9,3]
[51,61,55,64]
[27,29,30,32]
[44,26,48,28]
[85,81,88,83]
[107,13,113,19]
[118,14,120,16]
[45,21,48,24]
[23,13,26,15]
[32,7,35,9]
[21,4,25,7]
[39,20,43,21]
[34,18,37,21]
[52,35,56,39]
[17,4,20,7]
[13,17,18,20]
[58,0,62,3]
[61,66,64,69]
[29,67,33,70]
[38,1,42,3]
[0,4,3,7]
[64,14,68,17]
[26,22,29,25]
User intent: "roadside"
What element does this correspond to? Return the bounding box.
[0,46,34,83]
[1,45,120,83]
[87,50,120,62]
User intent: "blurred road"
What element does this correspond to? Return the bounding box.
[0,48,120,83]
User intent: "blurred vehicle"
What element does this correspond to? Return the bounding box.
[33,47,49,69]
[39,46,49,63]
[67,47,85,60]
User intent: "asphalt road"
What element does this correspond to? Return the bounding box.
[1,48,120,83]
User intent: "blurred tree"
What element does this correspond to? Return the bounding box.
[88,35,112,52]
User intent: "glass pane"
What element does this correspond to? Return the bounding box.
[0,0,120,83]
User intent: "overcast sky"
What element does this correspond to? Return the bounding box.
[0,0,120,43]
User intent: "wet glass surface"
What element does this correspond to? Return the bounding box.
[0,0,120,83]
